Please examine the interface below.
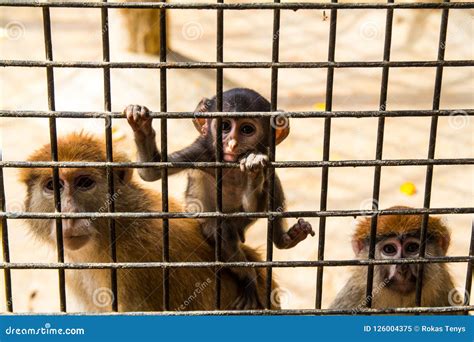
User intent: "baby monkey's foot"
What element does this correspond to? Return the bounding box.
[281,219,315,249]
[123,104,153,136]
[239,153,269,173]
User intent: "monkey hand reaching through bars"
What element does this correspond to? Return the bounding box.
[124,88,315,309]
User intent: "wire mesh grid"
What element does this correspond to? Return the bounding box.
[0,0,473,315]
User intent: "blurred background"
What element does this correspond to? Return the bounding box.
[0,0,473,312]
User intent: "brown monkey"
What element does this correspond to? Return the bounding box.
[20,133,278,312]
[124,88,315,309]
[330,206,460,312]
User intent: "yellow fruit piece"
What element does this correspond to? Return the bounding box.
[313,102,326,111]
[400,182,417,196]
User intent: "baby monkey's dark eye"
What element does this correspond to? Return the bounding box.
[405,242,420,254]
[382,243,397,256]
[240,124,255,135]
[75,176,96,191]
[43,178,64,193]
[222,120,232,132]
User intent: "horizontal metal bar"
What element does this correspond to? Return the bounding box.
[3,207,473,220]
[2,109,473,119]
[2,306,472,315]
[2,158,473,169]
[2,60,473,69]
[1,1,473,10]
[1,256,472,270]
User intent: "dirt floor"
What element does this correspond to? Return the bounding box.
[0,1,473,312]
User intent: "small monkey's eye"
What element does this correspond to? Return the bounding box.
[75,176,96,191]
[222,120,232,133]
[382,243,397,256]
[240,124,255,136]
[405,242,420,254]
[43,178,64,193]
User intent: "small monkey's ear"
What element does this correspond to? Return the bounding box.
[193,97,212,135]
[273,111,290,145]
[351,238,366,255]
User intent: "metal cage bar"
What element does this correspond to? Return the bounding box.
[42,6,67,312]
[214,0,224,310]
[2,1,473,10]
[365,0,394,309]
[0,152,13,312]
[415,0,450,307]
[315,0,337,310]
[159,2,171,311]
[100,0,119,313]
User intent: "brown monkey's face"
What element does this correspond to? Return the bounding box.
[26,169,107,251]
[375,236,421,294]
[218,118,265,162]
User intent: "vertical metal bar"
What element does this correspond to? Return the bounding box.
[101,0,118,312]
[0,152,13,312]
[365,0,394,308]
[463,221,474,314]
[159,2,170,311]
[265,0,280,309]
[214,0,224,310]
[42,6,66,312]
[415,1,450,307]
[315,0,337,310]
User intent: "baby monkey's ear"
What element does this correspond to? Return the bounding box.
[192,97,213,136]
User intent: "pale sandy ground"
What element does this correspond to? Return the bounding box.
[0,1,473,312]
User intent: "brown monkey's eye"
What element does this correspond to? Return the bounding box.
[43,178,64,193]
[240,124,255,136]
[382,243,397,256]
[405,242,420,254]
[75,176,96,191]
[222,120,232,133]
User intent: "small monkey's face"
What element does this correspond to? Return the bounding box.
[219,118,265,162]
[375,235,421,294]
[26,169,107,251]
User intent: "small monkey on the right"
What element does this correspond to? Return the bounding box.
[330,206,461,311]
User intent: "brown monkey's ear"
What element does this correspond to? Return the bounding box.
[193,97,212,135]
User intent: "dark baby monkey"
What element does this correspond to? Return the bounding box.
[330,206,461,312]
[124,88,314,309]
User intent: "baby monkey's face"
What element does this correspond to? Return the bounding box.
[218,118,266,162]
